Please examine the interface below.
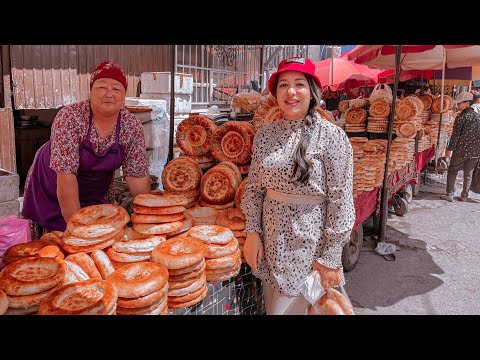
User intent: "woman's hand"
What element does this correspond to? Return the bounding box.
[243,232,263,272]
[313,261,340,290]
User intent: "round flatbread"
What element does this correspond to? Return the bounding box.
[161,157,203,192]
[67,204,129,239]
[151,236,206,270]
[38,279,118,315]
[176,115,218,155]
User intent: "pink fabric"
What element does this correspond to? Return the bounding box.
[415,145,435,173]
[353,187,379,229]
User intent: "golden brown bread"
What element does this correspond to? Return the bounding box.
[66,204,130,239]
[0,289,8,315]
[0,257,66,296]
[150,236,206,270]
[38,279,118,315]
[107,262,169,299]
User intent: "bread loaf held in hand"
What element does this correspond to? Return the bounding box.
[308,288,354,315]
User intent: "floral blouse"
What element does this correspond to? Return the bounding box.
[46,100,148,202]
[241,113,355,296]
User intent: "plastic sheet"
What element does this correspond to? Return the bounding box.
[0,215,31,269]
[144,107,169,184]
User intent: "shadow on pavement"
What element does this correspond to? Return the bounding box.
[344,224,444,314]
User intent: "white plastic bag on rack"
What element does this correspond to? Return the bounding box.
[145,108,169,186]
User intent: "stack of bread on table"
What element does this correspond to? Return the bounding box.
[186,225,241,282]
[389,138,415,171]
[349,137,388,198]
[367,98,390,133]
[107,261,169,315]
[151,236,207,309]
[62,204,130,254]
[344,100,368,133]
[0,257,67,315]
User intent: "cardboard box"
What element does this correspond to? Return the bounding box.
[140,72,193,95]
[0,169,19,203]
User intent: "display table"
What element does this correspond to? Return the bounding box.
[415,145,435,174]
[168,263,265,315]
[353,188,379,229]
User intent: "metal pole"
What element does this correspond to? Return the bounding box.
[378,45,402,242]
[434,48,447,170]
[168,45,177,162]
[259,46,265,92]
[330,47,334,86]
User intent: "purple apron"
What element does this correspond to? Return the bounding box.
[22,112,124,231]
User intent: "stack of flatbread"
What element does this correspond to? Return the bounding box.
[361,140,388,188]
[104,228,165,269]
[0,257,67,315]
[151,236,207,309]
[62,204,129,254]
[132,194,190,238]
[389,138,415,171]
[344,107,367,133]
[349,137,368,198]
[216,208,246,262]
[38,278,118,315]
[187,225,241,282]
[108,262,169,315]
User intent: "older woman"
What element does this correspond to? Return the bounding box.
[241,57,355,315]
[22,61,151,236]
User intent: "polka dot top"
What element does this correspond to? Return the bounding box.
[241,113,355,296]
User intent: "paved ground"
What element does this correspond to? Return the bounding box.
[345,168,480,315]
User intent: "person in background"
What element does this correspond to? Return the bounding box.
[344,78,361,99]
[440,91,480,202]
[470,93,480,114]
[22,61,151,237]
[241,57,355,315]
[318,99,335,122]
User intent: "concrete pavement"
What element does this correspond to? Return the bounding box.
[345,169,480,315]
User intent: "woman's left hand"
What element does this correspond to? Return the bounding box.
[312,261,341,290]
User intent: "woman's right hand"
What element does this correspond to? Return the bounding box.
[243,232,263,272]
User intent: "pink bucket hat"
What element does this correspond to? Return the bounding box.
[268,57,321,93]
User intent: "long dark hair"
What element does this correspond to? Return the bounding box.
[272,74,322,184]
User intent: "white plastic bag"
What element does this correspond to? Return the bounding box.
[298,270,326,305]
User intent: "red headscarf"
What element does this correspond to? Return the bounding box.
[90,61,128,90]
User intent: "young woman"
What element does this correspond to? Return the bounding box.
[241,57,355,315]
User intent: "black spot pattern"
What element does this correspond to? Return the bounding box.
[241,113,355,296]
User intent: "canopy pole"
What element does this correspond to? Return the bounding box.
[434,48,447,171]
[330,47,334,86]
[168,44,177,163]
[378,45,402,242]
[420,71,424,96]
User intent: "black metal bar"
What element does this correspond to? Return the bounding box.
[378,45,402,242]
[168,45,177,162]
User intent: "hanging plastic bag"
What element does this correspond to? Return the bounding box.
[0,215,31,269]
[370,83,393,105]
[298,270,326,305]
[299,269,355,315]
[307,286,355,315]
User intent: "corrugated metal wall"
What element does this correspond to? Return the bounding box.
[0,45,15,172]
[10,45,172,109]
